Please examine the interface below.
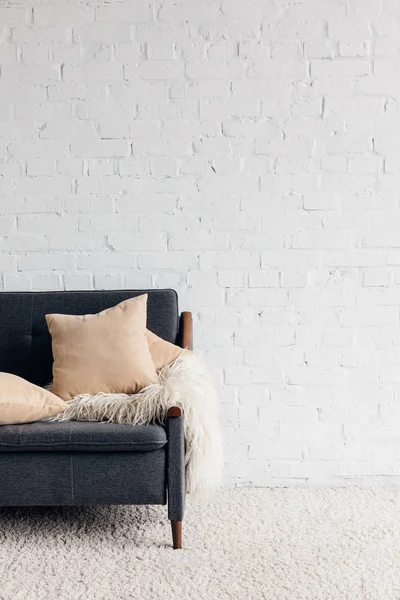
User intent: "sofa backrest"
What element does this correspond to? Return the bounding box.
[0,290,179,386]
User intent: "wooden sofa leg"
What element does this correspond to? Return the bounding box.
[171,520,182,549]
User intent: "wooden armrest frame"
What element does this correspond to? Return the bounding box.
[179,311,193,351]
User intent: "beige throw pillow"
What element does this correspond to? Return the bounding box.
[0,373,67,425]
[145,329,184,370]
[46,294,158,400]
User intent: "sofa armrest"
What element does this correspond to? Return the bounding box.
[178,312,193,351]
[166,406,185,521]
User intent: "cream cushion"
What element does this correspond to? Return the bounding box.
[145,329,184,370]
[0,373,67,425]
[46,294,158,400]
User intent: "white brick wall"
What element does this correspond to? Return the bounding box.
[1,0,400,486]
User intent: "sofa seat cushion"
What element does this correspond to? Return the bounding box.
[0,421,167,452]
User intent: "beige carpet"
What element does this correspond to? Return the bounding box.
[1,487,400,600]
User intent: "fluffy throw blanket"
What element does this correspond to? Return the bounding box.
[51,352,223,499]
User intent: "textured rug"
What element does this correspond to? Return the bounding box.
[1,487,400,600]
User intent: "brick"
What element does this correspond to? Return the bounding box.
[31,273,62,290]
[303,192,340,210]
[348,154,382,174]
[1,65,60,84]
[96,4,151,22]
[225,367,283,385]
[77,253,136,270]
[304,40,336,59]
[15,176,72,197]
[133,138,192,157]
[3,274,31,291]
[57,159,84,177]
[118,157,149,176]
[0,8,28,24]
[137,22,189,45]
[311,58,370,78]
[186,60,245,80]
[70,140,129,158]
[340,307,398,327]
[74,24,131,44]
[324,250,386,267]
[77,101,134,122]
[87,159,116,177]
[48,83,105,102]
[320,154,348,172]
[17,253,74,271]
[200,251,260,269]
[137,252,198,270]
[17,214,76,233]
[114,42,141,63]
[262,20,325,41]
[11,25,69,45]
[199,18,261,41]
[10,140,67,159]
[328,19,372,41]
[260,174,319,195]
[75,195,114,213]
[226,288,289,307]
[280,270,307,288]
[0,45,18,65]
[147,42,175,60]
[0,161,22,178]
[14,103,51,120]
[125,272,153,289]
[0,216,15,235]
[39,120,97,139]
[217,271,247,288]
[34,5,92,25]
[94,272,124,290]
[169,231,227,251]
[160,0,219,21]
[64,273,93,290]
[126,60,184,80]
[270,42,301,59]
[170,80,231,99]
[63,62,123,83]
[276,154,311,174]
[1,197,68,215]
[108,232,167,252]
[248,59,308,79]
[161,120,219,139]
[248,271,279,288]
[200,99,260,119]
[1,234,47,252]
[117,194,177,214]
[262,251,321,269]
[78,214,138,233]
[0,120,39,139]
[48,231,106,252]
[325,135,372,154]
[149,157,177,177]
[238,41,269,60]
[339,41,368,57]
[291,230,354,250]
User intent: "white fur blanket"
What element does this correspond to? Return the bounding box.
[51,353,223,499]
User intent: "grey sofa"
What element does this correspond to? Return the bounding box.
[0,290,192,549]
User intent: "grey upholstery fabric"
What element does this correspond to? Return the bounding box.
[0,421,167,452]
[0,289,179,386]
[167,414,185,521]
[0,450,166,506]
